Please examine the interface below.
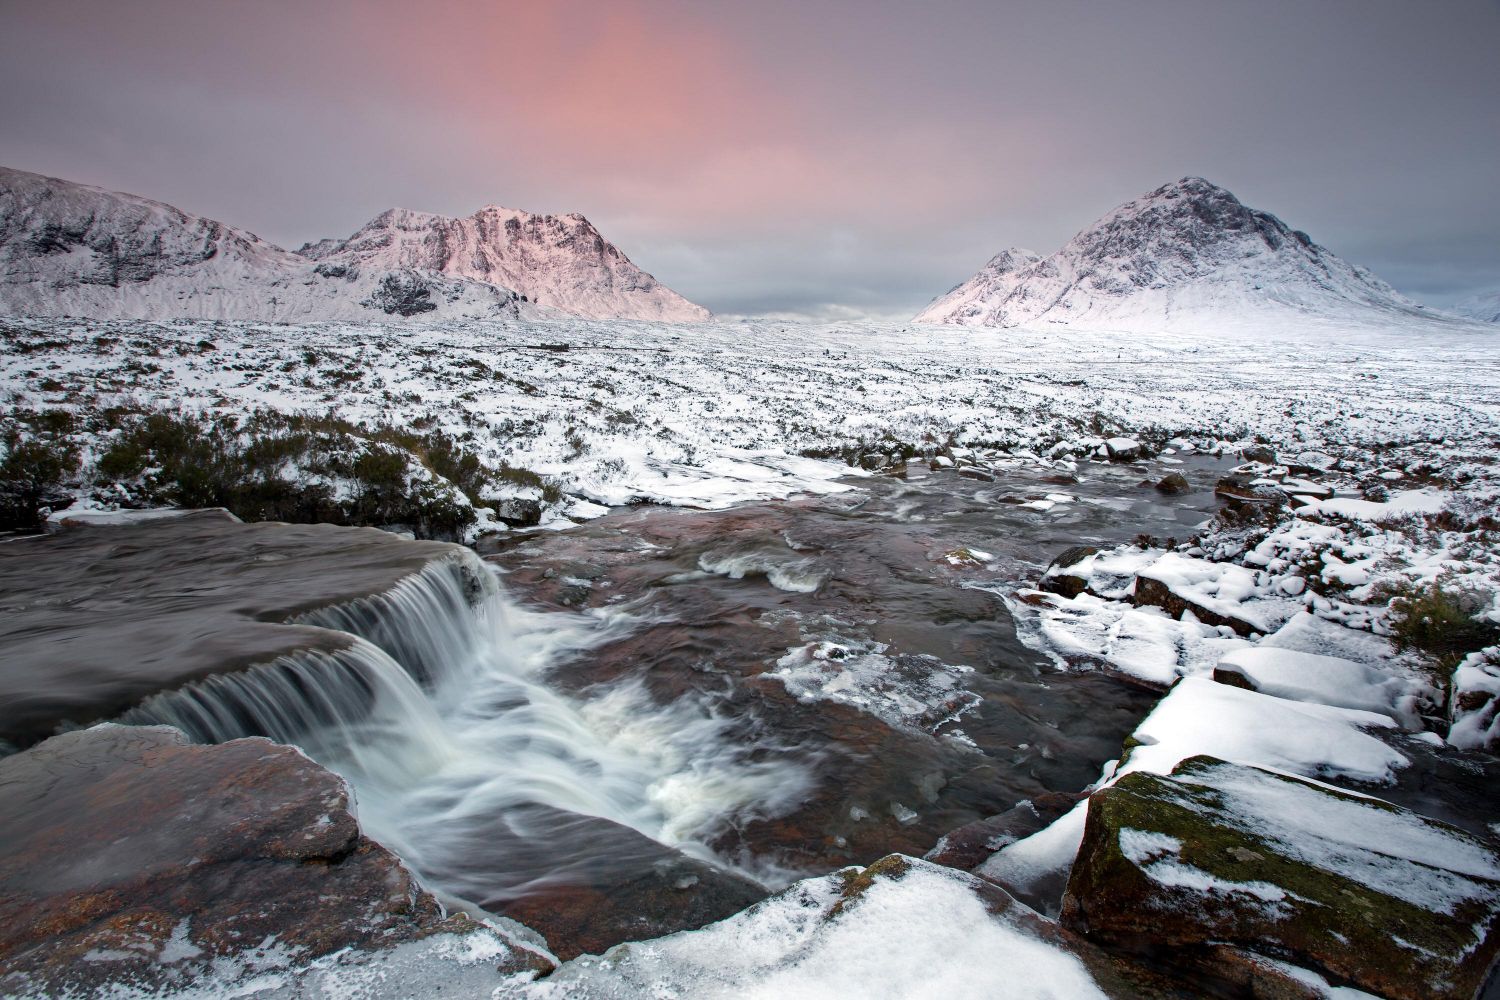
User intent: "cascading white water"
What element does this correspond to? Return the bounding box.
[121,549,812,901]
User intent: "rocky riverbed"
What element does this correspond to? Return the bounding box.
[2,434,1497,998]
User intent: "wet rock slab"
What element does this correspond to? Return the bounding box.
[0,724,550,995]
[477,806,767,961]
[1062,755,1500,1000]
[0,511,477,747]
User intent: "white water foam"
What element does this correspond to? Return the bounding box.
[125,553,813,902]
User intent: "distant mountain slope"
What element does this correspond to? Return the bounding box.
[0,166,708,323]
[301,207,709,323]
[917,177,1440,331]
[1453,290,1500,324]
[916,248,1040,327]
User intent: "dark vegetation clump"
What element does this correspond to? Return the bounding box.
[1383,578,1500,675]
[1,407,565,541]
[0,413,80,531]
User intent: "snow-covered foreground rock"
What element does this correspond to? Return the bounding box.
[1066,756,1500,1000]
[501,857,1122,1000]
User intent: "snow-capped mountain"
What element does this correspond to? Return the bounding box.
[0,166,708,323]
[1453,290,1500,324]
[916,177,1437,331]
[300,207,709,323]
[918,248,1041,327]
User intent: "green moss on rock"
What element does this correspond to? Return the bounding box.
[1062,755,1500,1000]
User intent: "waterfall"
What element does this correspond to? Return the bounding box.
[115,547,813,900]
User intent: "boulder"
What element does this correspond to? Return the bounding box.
[1038,545,1099,599]
[1240,444,1277,465]
[1104,438,1142,461]
[1131,574,1258,637]
[1154,472,1191,495]
[1061,756,1500,1000]
[1212,646,1415,721]
[1449,646,1500,753]
[495,496,544,527]
[0,725,551,996]
[1214,474,1287,505]
[534,853,1225,999]
[924,792,1083,870]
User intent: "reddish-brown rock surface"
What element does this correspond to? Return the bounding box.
[0,724,547,995]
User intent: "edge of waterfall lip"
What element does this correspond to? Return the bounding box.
[113,549,495,743]
[0,517,490,750]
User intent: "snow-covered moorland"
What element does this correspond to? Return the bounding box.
[2,312,1496,526]
[4,311,1500,997]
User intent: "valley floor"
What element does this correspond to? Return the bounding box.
[2,314,1499,999]
[3,314,1496,528]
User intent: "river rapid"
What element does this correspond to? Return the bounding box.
[120,452,1232,951]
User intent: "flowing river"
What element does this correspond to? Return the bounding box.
[76,453,1232,953]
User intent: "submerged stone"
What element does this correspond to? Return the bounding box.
[1061,755,1500,1000]
[1154,472,1191,495]
[433,804,765,962]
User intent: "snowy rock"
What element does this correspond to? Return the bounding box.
[924,792,1083,871]
[0,724,549,996]
[1449,646,1500,753]
[1278,477,1333,500]
[1214,473,1288,506]
[1213,646,1421,724]
[1038,545,1099,599]
[495,496,545,527]
[915,177,1449,334]
[1062,756,1500,1000]
[1023,591,1248,689]
[1104,437,1142,460]
[977,678,1409,915]
[1295,488,1448,523]
[504,854,1184,1000]
[1259,610,1398,667]
[1132,552,1300,637]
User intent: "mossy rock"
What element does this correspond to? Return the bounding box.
[1062,756,1500,1000]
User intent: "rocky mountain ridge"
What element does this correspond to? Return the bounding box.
[0,166,708,323]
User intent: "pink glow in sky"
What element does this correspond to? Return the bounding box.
[2,0,1497,316]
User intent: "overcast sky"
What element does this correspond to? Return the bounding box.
[3,0,1496,317]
